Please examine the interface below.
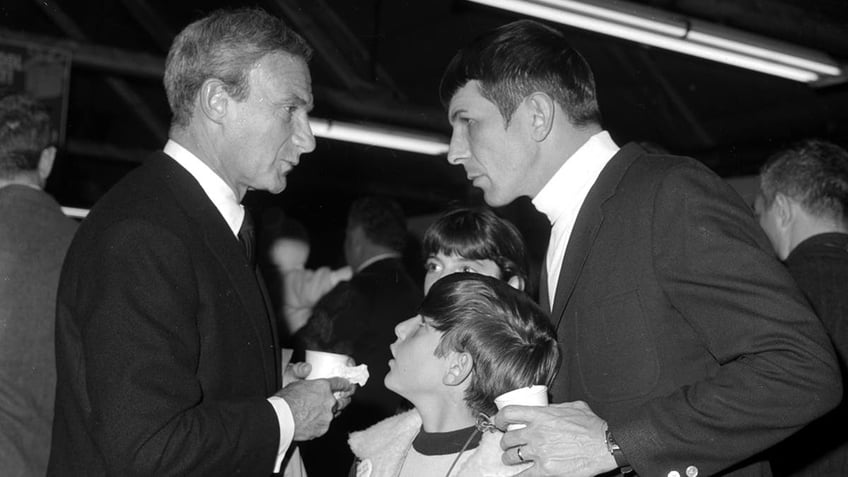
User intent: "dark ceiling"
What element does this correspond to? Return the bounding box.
[2,0,848,265]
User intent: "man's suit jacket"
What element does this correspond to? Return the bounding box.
[541,143,842,477]
[296,257,422,475]
[770,232,848,476]
[0,185,77,477]
[48,153,282,476]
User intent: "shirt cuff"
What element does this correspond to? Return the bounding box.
[268,396,295,473]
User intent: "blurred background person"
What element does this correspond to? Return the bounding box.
[259,209,352,343]
[0,93,78,476]
[755,139,848,477]
[296,196,422,476]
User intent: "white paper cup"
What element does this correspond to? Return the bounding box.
[304,350,351,380]
[494,385,548,430]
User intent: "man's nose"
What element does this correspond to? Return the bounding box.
[447,131,469,165]
[297,115,316,153]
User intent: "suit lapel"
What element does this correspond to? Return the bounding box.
[549,197,604,327]
[549,145,642,328]
[539,265,550,312]
[155,154,280,393]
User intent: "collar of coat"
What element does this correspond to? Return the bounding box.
[348,409,532,477]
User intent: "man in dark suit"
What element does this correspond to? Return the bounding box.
[755,139,848,476]
[296,196,423,475]
[0,94,78,477]
[48,9,353,476]
[439,20,842,477]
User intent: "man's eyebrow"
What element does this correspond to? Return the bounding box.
[448,108,466,123]
[281,94,313,109]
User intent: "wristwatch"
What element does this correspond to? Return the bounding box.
[605,426,634,474]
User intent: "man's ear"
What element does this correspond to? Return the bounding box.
[37,146,56,184]
[774,193,794,228]
[526,92,555,142]
[198,78,229,124]
[443,351,473,386]
[507,275,525,292]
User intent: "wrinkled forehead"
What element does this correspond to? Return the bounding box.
[250,52,313,102]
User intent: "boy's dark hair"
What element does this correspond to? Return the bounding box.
[422,207,529,287]
[348,196,408,252]
[759,139,848,222]
[439,19,601,128]
[421,272,560,416]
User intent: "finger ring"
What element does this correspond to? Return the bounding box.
[517,446,525,462]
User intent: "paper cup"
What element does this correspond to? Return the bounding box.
[494,385,548,430]
[304,350,351,380]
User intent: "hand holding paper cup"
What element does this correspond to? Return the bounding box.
[494,385,548,430]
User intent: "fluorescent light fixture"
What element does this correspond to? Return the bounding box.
[466,0,843,83]
[310,118,450,156]
[62,206,89,219]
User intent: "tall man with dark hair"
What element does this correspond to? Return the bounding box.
[0,93,78,477]
[48,9,353,476]
[439,19,841,477]
[755,139,848,476]
[296,196,423,475]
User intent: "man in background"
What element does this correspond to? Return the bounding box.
[755,139,848,476]
[297,196,423,475]
[0,93,78,476]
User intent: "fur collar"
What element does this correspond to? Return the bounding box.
[348,410,531,477]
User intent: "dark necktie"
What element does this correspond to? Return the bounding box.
[238,212,256,267]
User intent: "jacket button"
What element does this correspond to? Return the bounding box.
[668,472,680,477]
[686,466,699,477]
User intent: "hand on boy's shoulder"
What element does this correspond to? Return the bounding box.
[495,402,617,477]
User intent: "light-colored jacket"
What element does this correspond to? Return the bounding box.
[348,410,532,477]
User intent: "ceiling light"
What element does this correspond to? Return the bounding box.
[61,206,89,219]
[466,0,843,83]
[310,118,450,156]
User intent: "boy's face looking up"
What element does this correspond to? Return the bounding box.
[385,315,453,402]
[424,252,502,294]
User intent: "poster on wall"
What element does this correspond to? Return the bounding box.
[0,37,72,146]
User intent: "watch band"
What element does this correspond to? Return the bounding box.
[605,427,634,474]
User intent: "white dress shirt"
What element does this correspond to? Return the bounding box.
[531,131,619,309]
[165,139,294,472]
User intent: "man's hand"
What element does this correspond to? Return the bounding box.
[495,401,618,477]
[276,376,355,441]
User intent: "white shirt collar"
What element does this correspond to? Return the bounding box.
[531,131,619,307]
[164,139,244,236]
[532,130,619,226]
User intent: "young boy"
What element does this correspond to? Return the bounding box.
[348,272,561,477]
[422,207,530,294]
